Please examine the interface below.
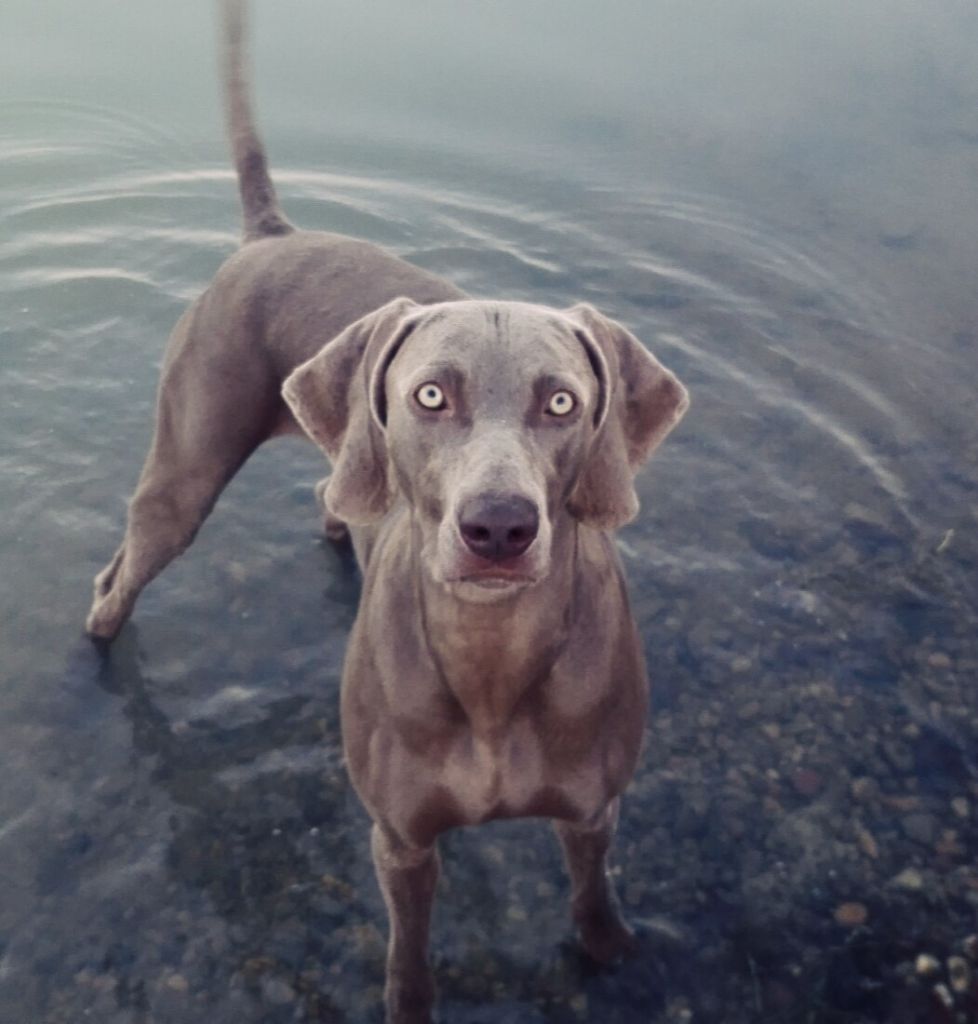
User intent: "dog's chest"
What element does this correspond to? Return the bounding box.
[434,720,594,825]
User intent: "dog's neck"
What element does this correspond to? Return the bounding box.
[415,517,580,741]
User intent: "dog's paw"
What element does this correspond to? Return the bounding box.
[578,910,639,966]
[85,596,125,641]
[385,971,435,1024]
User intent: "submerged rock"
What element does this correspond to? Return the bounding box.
[914,954,940,978]
[947,955,971,994]
[833,902,869,927]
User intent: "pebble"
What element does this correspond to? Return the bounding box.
[569,993,588,1018]
[165,974,189,993]
[851,776,879,803]
[901,813,936,844]
[882,793,919,812]
[893,868,925,891]
[963,934,978,962]
[844,502,887,527]
[854,823,880,859]
[731,656,753,674]
[834,902,868,927]
[737,701,762,721]
[951,797,970,819]
[915,953,940,977]
[936,830,965,857]
[666,996,694,1023]
[932,982,954,1009]
[792,768,823,798]
[927,652,952,670]
[947,955,971,994]
[226,561,249,584]
[260,976,296,1006]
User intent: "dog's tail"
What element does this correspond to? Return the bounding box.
[220,0,294,241]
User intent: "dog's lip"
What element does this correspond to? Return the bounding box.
[460,570,535,588]
[440,544,542,589]
[446,565,537,588]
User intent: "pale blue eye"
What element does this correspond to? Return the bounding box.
[547,390,575,416]
[416,382,446,410]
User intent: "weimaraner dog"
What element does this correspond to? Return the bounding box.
[86,2,689,1021]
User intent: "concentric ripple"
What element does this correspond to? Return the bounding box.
[2,94,977,1024]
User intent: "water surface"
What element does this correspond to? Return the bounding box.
[2,2,977,1021]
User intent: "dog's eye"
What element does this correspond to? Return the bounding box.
[415,382,447,410]
[546,390,576,416]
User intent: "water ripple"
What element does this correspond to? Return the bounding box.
[0,113,942,574]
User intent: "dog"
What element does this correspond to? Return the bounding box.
[86,2,689,1020]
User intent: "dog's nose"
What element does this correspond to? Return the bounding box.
[458,494,539,562]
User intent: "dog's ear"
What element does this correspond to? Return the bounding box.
[282,296,419,524]
[564,304,689,530]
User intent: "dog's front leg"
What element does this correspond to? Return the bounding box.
[553,797,637,965]
[371,824,439,1024]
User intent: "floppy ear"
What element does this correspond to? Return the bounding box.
[282,296,419,524]
[564,304,689,530]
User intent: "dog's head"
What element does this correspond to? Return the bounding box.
[283,297,688,599]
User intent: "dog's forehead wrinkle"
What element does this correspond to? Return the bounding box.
[396,318,591,413]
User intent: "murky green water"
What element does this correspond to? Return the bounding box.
[2,2,977,1021]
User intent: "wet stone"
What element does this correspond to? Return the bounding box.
[893,868,925,891]
[854,823,880,859]
[568,993,588,1018]
[936,829,964,857]
[901,813,937,845]
[834,902,869,927]
[932,982,954,1010]
[915,954,940,978]
[947,956,971,994]
[851,776,879,803]
[792,769,823,798]
[260,976,296,1005]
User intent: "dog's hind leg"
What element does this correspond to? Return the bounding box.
[553,798,637,965]
[86,329,278,640]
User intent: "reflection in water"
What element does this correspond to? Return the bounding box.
[2,3,978,1020]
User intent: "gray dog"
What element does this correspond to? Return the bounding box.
[86,2,689,1021]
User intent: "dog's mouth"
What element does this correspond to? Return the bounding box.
[459,570,535,589]
[450,550,538,589]
[442,557,538,592]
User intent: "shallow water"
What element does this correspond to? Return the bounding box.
[2,2,978,1022]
